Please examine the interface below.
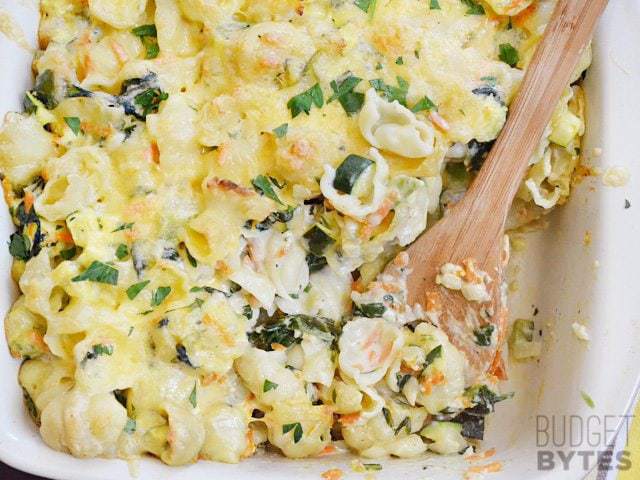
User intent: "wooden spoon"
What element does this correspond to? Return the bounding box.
[398,0,609,381]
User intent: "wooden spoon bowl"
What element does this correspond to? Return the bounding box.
[397,0,609,382]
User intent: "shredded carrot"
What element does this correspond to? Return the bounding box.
[202,373,220,386]
[23,191,34,213]
[466,448,496,463]
[464,461,502,479]
[271,343,287,351]
[318,444,337,456]
[421,370,446,395]
[321,469,343,480]
[149,142,160,164]
[488,350,508,381]
[242,430,256,458]
[339,412,361,426]
[56,229,74,244]
[513,3,537,27]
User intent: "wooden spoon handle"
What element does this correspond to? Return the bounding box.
[463,0,609,222]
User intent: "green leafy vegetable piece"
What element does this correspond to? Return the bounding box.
[83,343,114,363]
[132,25,159,59]
[287,83,324,118]
[430,0,441,9]
[498,43,519,67]
[353,303,386,318]
[112,222,134,232]
[115,244,129,260]
[134,88,169,116]
[189,383,197,408]
[355,0,378,17]
[8,233,31,261]
[24,69,57,112]
[328,74,364,116]
[72,261,118,285]
[394,416,411,435]
[369,76,409,106]
[252,175,284,205]
[127,280,150,300]
[411,96,437,113]
[473,324,495,346]
[151,286,171,307]
[461,0,485,14]
[395,56,404,65]
[423,345,443,370]
[64,117,82,135]
[306,253,328,273]
[282,422,303,443]
[272,123,289,138]
[263,379,279,392]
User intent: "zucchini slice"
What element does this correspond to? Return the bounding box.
[333,154,374,194]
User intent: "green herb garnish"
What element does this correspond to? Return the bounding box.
[287,83,324,118]
[252,175,284,205]
[369,76,409,106]
[353,303,386,318]
[263,379,279,392]
[64,117,82,135]
[272,123,289,138]
[127,280,150,300]
[72,261,118,285]
[283,422,303,443]
[498,43,519,67]
[473,324,495,346]
[151,286,171,307]
[115,244,129,260]
[189,382,197,408]
[132,24,159,59]
[461,0,485,15]
[328,74,364,116]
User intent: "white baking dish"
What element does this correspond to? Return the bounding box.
[0,1,638,479]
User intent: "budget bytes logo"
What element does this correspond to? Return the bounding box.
[536,414,634,472]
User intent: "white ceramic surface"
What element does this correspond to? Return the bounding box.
[0,1,638,479]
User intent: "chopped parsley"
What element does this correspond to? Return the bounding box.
[394,416,411,435]
[353,303,386,318]
[189,382,197,408]
[252,175,284,205]
[411,95,437,113]
[282,422,303,443]
[430,0,441,9]
[382,407,393,427]
[395,56,404,65]
[115,244,129,260]
[369,76,409,106]
[131,24,159,59]
[287,83,324,118]
[272,123,289,138]
[151,286,171,307]
[72,261,118,285]
[328,74,364,116]
[112,222,134,232]
[473,324,495,346]
[498,43,519,67]
[127,280,150,300]
[134,87,169,117]
[83,343,114,363]
[8,233,31,261]
[423,345,443,370]
[461,0,485,15]
[263,379,279,392]
[64,117,82,135]
[23,69,57,112]
[355,0,377,17]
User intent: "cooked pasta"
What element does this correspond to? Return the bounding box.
[1,0,588,466]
